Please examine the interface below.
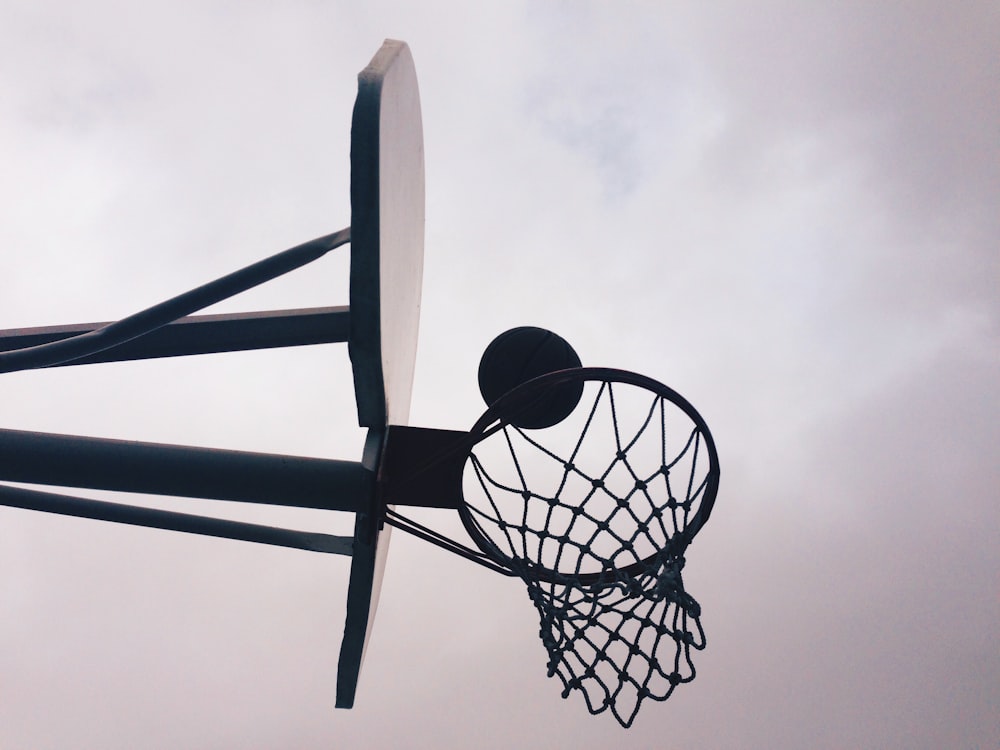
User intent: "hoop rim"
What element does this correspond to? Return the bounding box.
[458,367,720,584]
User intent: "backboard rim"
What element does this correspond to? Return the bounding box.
[337,38,424,709]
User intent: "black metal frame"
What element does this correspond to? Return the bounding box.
[0,229,349,373]
[0,307,350,366]
[383,507,515,576]
[0,483,352,554]
[0,230,366,554]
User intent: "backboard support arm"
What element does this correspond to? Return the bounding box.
[0,228,349,373]
[0,306,350,366]
[0,428,370,511]
[0,482,352,554]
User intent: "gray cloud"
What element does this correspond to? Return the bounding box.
[0,2,996,748]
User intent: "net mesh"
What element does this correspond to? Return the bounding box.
[463,377,714,727]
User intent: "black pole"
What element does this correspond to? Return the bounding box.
[0,307,350,366]
[0,228,350,373]
[0,428,369,511]
[0,483,352,554]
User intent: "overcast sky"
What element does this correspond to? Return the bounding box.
[0,2,997,748]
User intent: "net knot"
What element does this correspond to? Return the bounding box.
[625,578,645,597]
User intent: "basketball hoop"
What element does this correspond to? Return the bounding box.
[460,367,718,726]
[379,363,720,727]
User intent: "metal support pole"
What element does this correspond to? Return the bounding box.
[0,483,353,554]
[0,428,368,511]
[0,307,350,366]
[0,228,349,373]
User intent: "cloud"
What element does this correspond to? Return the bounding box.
[0,2,996,748]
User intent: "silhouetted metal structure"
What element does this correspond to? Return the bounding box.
[0,40,720,729]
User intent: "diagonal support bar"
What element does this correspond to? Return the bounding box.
[0,307,350,366]
[0,428,369,511]
[0,228,349,373]
[0,482,352,554]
